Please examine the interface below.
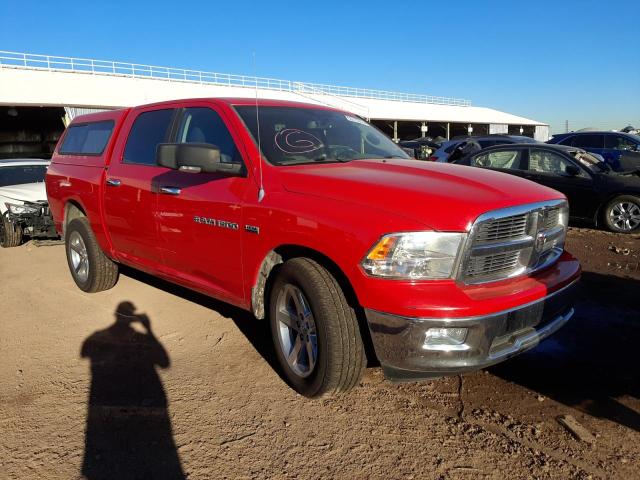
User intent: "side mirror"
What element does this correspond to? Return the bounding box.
[564,164,581,176]
[157,143,243,176]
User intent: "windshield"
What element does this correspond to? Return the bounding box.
[0,165,48,187]
[235,106,409,165]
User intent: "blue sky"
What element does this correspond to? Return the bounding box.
[1,0,638,133]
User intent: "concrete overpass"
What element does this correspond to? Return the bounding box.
[0,51,549,158]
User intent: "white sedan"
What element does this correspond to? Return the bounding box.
[0,159,57,247]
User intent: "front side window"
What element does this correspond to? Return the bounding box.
[235,106,409,165]
[529,150,587,177]
[472,150,523,170]
[0,165,48,187]
[572,134,604,149]
[605,135,637,151]
[176,108,242,164]
[123,109,174,165]
[59,120,114,155]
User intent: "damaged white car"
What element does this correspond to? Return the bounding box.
[0,159,58,247]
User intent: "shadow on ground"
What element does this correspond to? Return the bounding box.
[490,272,640,432]
[81,301,185,480]
[118,266,284,380]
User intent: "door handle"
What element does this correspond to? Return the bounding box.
[106,178,121,187]
[159,186,181,195]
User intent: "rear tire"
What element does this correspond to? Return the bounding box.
[604,195,640,233]
[1,217,23,248]
[268,258,366,398]
[65,217,118,292]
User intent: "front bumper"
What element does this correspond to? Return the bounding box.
[365,278,578,382]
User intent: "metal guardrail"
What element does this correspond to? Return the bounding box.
[0,51,471,107]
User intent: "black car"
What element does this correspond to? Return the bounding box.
[454,143,640,233]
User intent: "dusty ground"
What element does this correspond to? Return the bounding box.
[0,227,638,479]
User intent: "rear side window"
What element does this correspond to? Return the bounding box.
[59,121,114,155]
[123,109,175,165]
[572,134,604,149]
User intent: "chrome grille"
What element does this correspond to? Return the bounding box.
[466,251,522,279]
[459,200,568,284]
[542,208,560,230]
[475,213,528,243]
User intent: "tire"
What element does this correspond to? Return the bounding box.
[65,217,118,292]
[603,195,640,233]
[268,258,366,398]
[1,217,23,248]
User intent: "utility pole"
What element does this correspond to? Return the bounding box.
[565,120,569,133]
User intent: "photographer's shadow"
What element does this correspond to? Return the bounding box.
[80,302,184,480]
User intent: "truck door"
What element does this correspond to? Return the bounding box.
[103,107,176,268]
[154,106,249,304]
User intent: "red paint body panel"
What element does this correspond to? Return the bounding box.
[46,97,581,319]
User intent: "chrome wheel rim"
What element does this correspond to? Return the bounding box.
[69,231,89,282]
[275,284,318,378]
[609,201,640,231]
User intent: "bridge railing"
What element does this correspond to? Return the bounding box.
[0,50,471,107]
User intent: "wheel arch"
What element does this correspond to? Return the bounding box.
[63,200,87,236]
[251,244,361,320]
[251,244,377,364]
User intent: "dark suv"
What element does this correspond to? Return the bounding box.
[547,131,640,172]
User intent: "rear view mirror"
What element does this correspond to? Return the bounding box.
[157,143,243,176]
[564,164,581,176]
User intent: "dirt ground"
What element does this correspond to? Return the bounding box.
[1,227,638,480]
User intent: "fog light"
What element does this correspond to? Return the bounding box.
[424,327,469,351]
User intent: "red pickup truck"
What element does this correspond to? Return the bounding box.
[46,98,580,397]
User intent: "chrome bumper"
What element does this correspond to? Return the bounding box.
[364,279,578,382]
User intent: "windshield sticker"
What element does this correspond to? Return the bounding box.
[274,129,323,154]
[344,115,368,126]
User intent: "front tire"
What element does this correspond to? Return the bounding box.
[1,217,23,248]
[604,195,640,233]
[268,258,366,398]
[65,217,118,292]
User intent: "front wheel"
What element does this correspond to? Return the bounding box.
[604,195,640,233]
[1,216,23,248]
[269,258,366,398]
[65,217,119,292]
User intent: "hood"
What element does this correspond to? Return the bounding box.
[280,159,565,231]
[0,182,47,203]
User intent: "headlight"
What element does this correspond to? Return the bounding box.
[361,232,466,280]
[5,203,38,215]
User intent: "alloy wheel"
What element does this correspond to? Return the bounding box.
[275,283,318,378]
[68,231,89,282]
[609,201,640,231]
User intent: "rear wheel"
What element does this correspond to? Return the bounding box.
[268,258,366,397]
[604,195,640,233]
[65,217,118,292]
[1,217,23,248]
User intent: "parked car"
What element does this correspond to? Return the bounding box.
[0,159,57,247]
[547,131,640,172]
[46,98,580,397]
[430,135,539,162]
[453,143,640,233]
[398,137,441,160]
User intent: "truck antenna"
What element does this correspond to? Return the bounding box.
[253,52,265,202]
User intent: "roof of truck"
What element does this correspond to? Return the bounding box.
[71,98,341,125]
